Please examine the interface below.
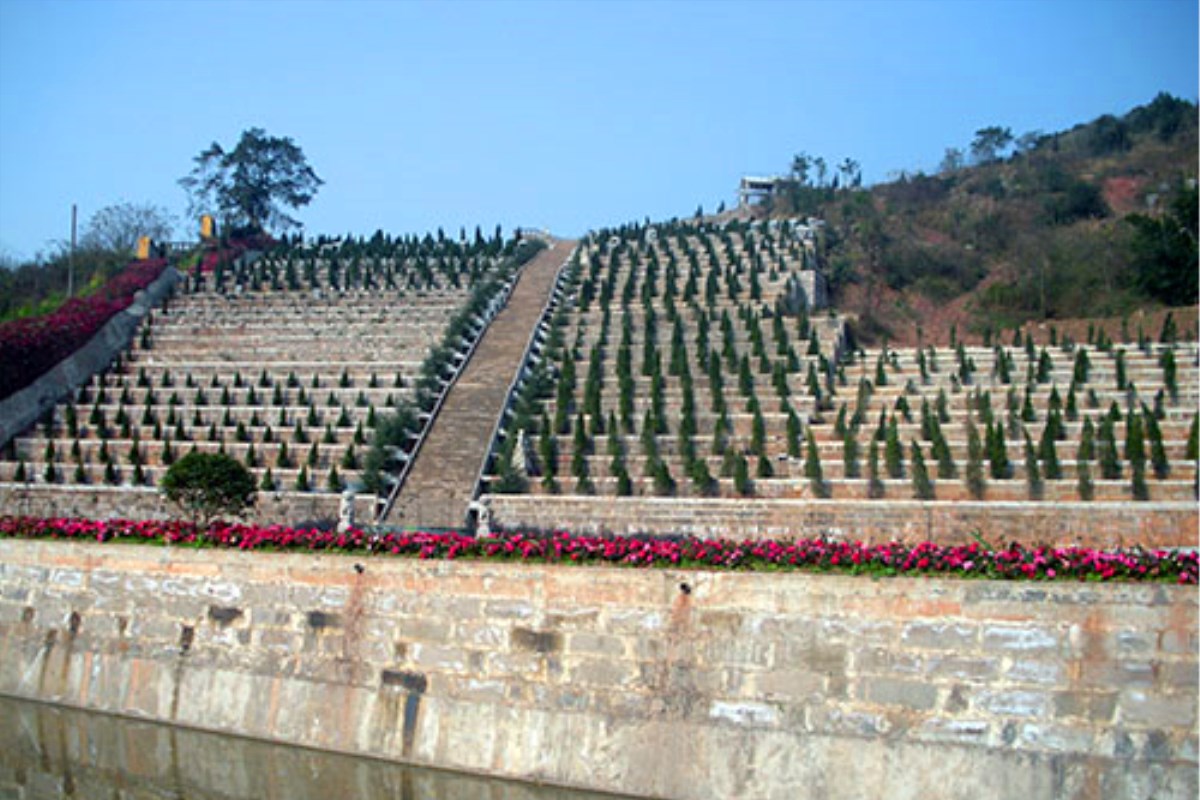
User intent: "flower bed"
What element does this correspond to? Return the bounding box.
[0,259,168,400]
[1,516,1195,583]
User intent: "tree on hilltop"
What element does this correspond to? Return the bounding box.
[970,126,1014,165]
[179,127,322,234]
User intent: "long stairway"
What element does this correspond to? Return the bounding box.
[386,239,575,529]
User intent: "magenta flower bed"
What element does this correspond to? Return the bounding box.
[0,259,167,400]
[1,516,1195,583]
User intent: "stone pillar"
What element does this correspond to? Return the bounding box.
[338,489,356,533]
[468,500,491,537]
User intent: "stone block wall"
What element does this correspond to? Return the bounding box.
[482,494,1200,550]
[0,484,372,528]
[0,539,1195,799]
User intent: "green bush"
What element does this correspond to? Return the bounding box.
[160,451,256,529]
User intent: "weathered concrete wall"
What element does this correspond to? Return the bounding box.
[0,484,373,528]
[483,495,1200,550]
[0,695,613,800]
[0,539,1195,799]
[0,267,180,450]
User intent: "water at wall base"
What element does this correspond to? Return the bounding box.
[0,696,637,800]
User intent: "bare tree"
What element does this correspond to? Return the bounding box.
[81,202,175,255]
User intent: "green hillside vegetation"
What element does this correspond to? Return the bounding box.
[0,247,131,322]
[769,92,1198,343]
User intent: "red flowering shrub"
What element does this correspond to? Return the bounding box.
[197,236,273,273]
[0,516,1194,584]
[0,259,167,400]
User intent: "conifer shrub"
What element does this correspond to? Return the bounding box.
[1023,430,1042,500]
[965,422,986,499]
[884,416,904,479]
[804,429,829,499]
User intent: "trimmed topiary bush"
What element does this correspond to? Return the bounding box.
[160,451,256,529]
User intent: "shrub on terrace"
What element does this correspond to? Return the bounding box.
[160,452,256,529]
[910,441,934,500]
[799,430,828,500]
[965,422,986,499]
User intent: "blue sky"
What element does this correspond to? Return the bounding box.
[0,0,1195,260]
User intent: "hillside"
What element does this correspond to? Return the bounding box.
[769,92,1199,345]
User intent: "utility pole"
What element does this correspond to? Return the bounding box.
[68,204,77,298]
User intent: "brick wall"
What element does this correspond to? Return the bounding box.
[483,494,1199,550]
[0,539,1194,799]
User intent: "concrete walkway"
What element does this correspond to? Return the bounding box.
[386,239,575,529]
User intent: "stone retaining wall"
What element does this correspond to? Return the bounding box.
[0,539,1195,799]
[0,484,372,528]
[483,494,1200,550]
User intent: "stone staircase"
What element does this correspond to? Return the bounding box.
[386,240,576,529]
[0,234,516,524]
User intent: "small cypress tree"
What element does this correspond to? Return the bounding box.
[1072,348,1090,384]
[277,441,292,469]
[804,429,829,498]
[786,411,802,458]
[1078,417,1096,461]
[965,422,986,499]
[1037,423,1061,480]
[1187,416,1199,461]
[1160,349,1178,400]
[834,404,848,437]
[936,388,950,423]
[867,437,884,499]
[874,408,888,442]
[932,427,957,479]
[910,441,934,500]
[1143,407,1169,479]
[756,454,774,479]
[1021,387,1037,423]
[843,430,861,479]
[884,415,903,479]
[750,408,767,456]
[324,465,343,491]
[919,399,934,441]
[1098,417,1121,480]
[1023,430,1042,500]
[1036,348,1053,384]
[1126,411,1148,500]
[1159,312,1177,344]
[995,348,1011,384]
[987,421,1011,479]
